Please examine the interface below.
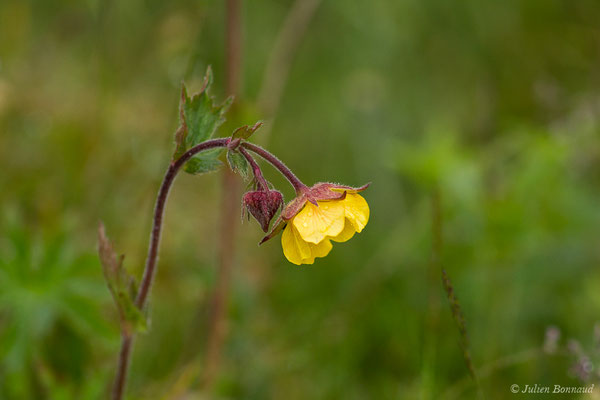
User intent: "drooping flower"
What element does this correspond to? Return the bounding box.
[261,183,370,265]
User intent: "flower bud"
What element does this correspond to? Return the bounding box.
[243,190,284,232]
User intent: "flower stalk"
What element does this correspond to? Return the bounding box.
[239,147,270,191]
[137,138,229,309]
[241,141,308,194]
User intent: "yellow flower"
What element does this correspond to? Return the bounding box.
[281,193,369,264]
[259,182,370,265]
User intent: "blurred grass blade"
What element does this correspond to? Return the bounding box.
[442,268,483,398]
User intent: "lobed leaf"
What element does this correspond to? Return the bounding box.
[97,223,146,334]
[173,67,233,160]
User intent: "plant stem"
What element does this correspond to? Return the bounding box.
[112,335,133,400]
[239,147,269,190]
[136,139,229,308]
[241,141,308,194]
[111,137,229,400]
[111,137,302,399]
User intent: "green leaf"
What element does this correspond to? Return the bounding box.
[231,121,263,140]
[173,67,233,160]
[183,148,224,174]
[227,149,251,181]
[97,223,146,334]
[117,292,147,334]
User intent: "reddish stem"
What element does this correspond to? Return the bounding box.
[241,141,308,194]
[239,147,269,190]
[111,138,229,400]
[110,138,305,399]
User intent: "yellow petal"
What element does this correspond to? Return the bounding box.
[298,239,333,265]
[309,238,333,259]
[342,194,369,232]
[330,218,357,243]
[292,201,345,244]
[281,224,333,265]
[281,223,311,265]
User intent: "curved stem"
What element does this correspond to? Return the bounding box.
[239,147,269,190]
[112,137,228,400]
[241,141,308,194]
[136,138,228,308]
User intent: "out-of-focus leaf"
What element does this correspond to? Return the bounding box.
[173,67,233,160]
[0,210,116,398]
[97,223,146,334]
[231,121,263,140]
[183,148,224,175]
[227,149,251,181]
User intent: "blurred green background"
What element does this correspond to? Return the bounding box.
[1,0,600,399]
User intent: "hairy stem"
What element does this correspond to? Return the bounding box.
[111,138,229,400]
[112,336,133,400]
[111,136,302,398]
[239,147,269,190]
[241,141,308,194]
[136,139,229,308]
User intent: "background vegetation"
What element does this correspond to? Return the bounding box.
[1,0,600,398]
